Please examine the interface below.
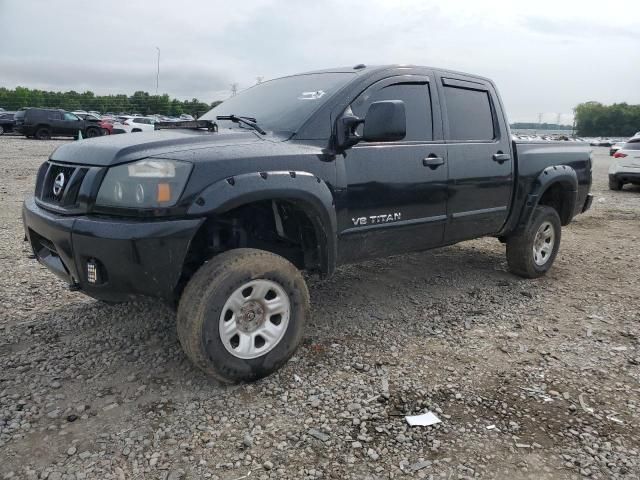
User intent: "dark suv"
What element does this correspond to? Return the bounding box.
[14,108,103,140]
[0,112,16,135]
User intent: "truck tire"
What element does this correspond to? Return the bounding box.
[506,205,561,279]
[177,248,310,383]
[35,127,51,140]
[608,177,623,191]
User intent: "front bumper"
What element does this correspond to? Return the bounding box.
[22,196,203,302]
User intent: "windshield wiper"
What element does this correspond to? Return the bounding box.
[216,115,266,135]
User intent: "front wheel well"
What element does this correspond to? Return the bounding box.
[178,199,323,296]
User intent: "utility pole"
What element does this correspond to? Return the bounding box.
[155,47,160,95]
[230,83,238,96]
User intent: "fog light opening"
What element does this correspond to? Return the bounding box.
[86,258,101,285]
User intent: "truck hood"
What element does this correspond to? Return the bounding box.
[49,129,267,166]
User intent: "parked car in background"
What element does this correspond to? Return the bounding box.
[123,116,157,132]
[610,141,626,156]
[14,108,103,140]
[0,111,16,135]
[609,137,640,190]
[590,138,614,147]
[99,117,114,135]
[74,113,102,122]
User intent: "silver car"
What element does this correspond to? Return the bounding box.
[609,137,640,190]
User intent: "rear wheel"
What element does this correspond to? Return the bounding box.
[177,248,309,384]
[609,176,623,191]
[86,128,100,138]
[35,127,51,140]
[506,205,561,278]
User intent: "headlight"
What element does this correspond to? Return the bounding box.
[96,159,192,208]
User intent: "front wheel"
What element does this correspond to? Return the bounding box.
[506,205,561,278]
[177,248,309,384]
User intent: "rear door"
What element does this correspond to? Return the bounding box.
[437,75,513,242]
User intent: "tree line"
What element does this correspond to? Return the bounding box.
[0,87,223,117]
[574,102,640,137]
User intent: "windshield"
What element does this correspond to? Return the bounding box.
[200,72,355,134]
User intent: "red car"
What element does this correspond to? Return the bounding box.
[99,118,114,135]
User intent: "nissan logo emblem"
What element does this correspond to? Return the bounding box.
[53,172,65,197]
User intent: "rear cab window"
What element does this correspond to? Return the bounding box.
[442,78,498,141]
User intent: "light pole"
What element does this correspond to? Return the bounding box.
[155,47,160,95]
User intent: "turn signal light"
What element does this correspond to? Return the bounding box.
[614,152,627,158]
[157,183,171,202]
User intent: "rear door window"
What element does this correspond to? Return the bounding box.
[48,111,63,121]
[444,85,494,141]
[351,83,433,142]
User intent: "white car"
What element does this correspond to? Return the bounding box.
[609,137,640,190]
[112,116,157,133]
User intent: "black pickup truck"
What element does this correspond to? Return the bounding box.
[23,65,593,383]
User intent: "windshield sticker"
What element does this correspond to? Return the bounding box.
[298,90,326,100]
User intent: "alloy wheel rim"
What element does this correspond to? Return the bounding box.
[219,279,290,359]
[533,221,555,266]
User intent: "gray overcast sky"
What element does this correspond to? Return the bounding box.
[0,0,638,122]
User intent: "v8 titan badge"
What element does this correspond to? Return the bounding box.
[352,212,402,226]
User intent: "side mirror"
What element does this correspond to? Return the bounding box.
[363,100,406,142]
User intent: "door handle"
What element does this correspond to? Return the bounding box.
[492,153,511,163]
[423,156,445,169]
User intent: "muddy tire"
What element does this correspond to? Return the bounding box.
[506,205,561,279]
[177,248,309,384]
[35,127,51,140]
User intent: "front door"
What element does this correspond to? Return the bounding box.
[61,112,83,136]
[337,75,448,262]
[437,76,514,242]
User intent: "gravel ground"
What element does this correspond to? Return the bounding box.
[1,136,639,480]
